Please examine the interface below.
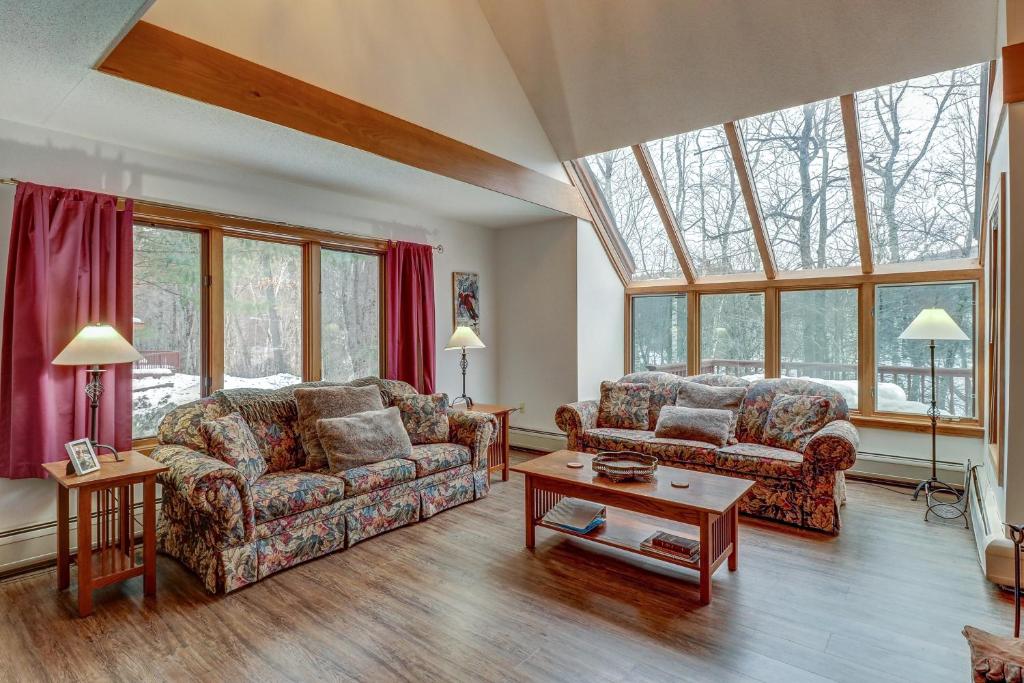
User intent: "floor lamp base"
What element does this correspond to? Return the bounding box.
[451,395,475,409]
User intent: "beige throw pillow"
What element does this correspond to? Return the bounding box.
[317,407,413,473]
[654,405,733,447]
[675,381,747,442]
[295,385,384,470]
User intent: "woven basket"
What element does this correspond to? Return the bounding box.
[592,451,658,483]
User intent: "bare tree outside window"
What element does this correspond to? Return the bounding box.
[740,97,860,270]
[631,295,687,371]
[582,148,682,280]
[700,293,765,376]
[223,237,302,389]
[321,249,380,380]
[646,127,760,276]
[780,289,859,408]
[857,64,986,264]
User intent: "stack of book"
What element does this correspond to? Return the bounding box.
[640,530,700,562]
[542,498,606,534]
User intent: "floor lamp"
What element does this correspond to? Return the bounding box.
[52,323,144,462]
[898,308,969,506]
[445,326,485,408]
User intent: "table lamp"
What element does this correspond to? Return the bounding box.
[445,326,485,408]
[898,308,969,504]
[53,323,143,462]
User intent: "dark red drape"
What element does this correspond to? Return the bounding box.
[0,183,134,479]
[384,241,435,393]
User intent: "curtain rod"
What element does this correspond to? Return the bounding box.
[0,177,444,253]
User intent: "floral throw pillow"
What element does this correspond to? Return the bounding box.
[395,393,450,445]
[762,394,832,453]
[199,412,268,484]
[597,381,652,431]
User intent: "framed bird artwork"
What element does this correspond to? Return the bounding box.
[452,272,480,335]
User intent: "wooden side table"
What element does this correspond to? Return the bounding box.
[42,451,168,617]
[457,403,515,482]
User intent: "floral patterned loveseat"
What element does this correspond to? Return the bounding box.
[152,377,496,592]
[555,373,858,534]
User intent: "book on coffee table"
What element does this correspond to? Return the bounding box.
[542,498,606,534]
[640,531,700,561]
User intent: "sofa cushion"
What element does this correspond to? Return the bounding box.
[318,406,413,473]
[641,438,718,467]
[642,380,684,430]
[250,470,347,523]
[295,384,385,470]
[675,381,747,443]
[395,393,450,444]
[715,443,805,480]
[235,394,304,472]
[735,378,849,444]
[762,394,832,452]
[597,381,652,430]
[199,412,268,484]
[407,443,471,477]
[341,458,417,497]
[654,405,732,447]
[619,371,684,385]
[582,427,655,453]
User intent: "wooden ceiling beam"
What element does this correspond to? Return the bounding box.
[631,144,697,284]
[99,21,590,219]
[723,122,778,279]
[840,94,875,274]
[564,161,633,285]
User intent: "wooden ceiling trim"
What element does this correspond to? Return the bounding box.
[568,160,637,279]
[1002,41,1024,104]
[840,94,875,274]
[563,161,631,286]
[631,144,697,284]
[723,122,778,279]
[99,21,590,219]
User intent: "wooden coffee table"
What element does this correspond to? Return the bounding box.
[511,450,754,605]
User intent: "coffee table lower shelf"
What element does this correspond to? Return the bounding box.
[536,508,705,571]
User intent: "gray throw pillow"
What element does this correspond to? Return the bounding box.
[295,385,384,470]
[317,407,413,473]
[654,405,733,447]
[675,381,747,442]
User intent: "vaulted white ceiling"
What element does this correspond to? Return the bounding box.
[478,0,1000,159]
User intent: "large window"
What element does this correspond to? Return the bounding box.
[583,147,682,280]
[875,283,975,417]
[699,293,765,377]
[321,249,380,380]
[631,295,687,372]
[132,226,202,438]
[780,289,859,408]
[645,127,760,276]
[857,64,987,264]
[740,97,860,270]
[223,237,303,389]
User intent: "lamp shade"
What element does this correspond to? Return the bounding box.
[445,326,485,350]
[52,323,144,366]
[898,308,969,341]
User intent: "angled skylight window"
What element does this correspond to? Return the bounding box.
[582,148,682,280]
[739,97,860,270]
[856,64,987,264]
[645,127,760,276]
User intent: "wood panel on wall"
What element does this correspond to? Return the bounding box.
[100,22,590,220]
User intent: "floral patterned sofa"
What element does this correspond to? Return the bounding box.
[152,377,496,592]
[555,373,858,534]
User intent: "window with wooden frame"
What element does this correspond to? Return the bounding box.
[130,205,386,444]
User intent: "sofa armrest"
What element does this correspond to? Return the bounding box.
[803,420,858,472]
[152,444,256,546]
[448,411,497,468]
[555,400,598,450]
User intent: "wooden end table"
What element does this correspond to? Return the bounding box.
[511,450,753,605]
[42,451,168,617]
[455,403,515,482]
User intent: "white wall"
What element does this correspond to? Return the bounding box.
[576,220,624,400]
[0,117,501,572]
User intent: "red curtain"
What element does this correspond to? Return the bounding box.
[0,183,134,479]
[384,241,435,393]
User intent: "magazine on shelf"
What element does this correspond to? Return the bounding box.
[542,498,607,534]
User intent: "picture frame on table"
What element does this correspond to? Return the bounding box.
[65,438,100,476]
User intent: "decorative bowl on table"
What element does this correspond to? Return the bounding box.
[592,451,658,482]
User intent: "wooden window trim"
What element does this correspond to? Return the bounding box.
[631,144,697,283]
[131,203,385,448]
[723,122,778,279]
[840,94,875,274]
[566,160,635,283]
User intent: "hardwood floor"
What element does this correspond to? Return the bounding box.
[0,451,1013,682]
